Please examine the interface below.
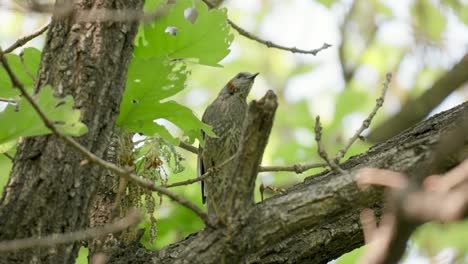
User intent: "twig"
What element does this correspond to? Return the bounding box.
[0,98,17,104]
[178,141,198,154]
[0,46,214,227]
[166,153,236,188]
[259,182,286,202]
[126,173,212,225]
[3,153,14,161]
[19,52,36,82]
[259,162,327,173]
[0,211,141,252]
[178,141,326,173]
[201,0,331,56]
[4,24,49,54]
[314,116,345,173]
[334,73,392,163]
[229,22,331,55]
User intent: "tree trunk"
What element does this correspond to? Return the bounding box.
[0,1,143,263]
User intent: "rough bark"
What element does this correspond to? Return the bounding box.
[0,0,143,263]
[107,101,467,263]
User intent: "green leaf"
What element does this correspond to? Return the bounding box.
[117,57,213,143]
[0,139,16,154]
[135,0,233,66]
[0,47,40,98]
[0,85,88,144]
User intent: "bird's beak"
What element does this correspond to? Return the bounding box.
[248,72,259,79]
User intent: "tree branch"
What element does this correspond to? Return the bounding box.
[226,90,278,218]
[178,141,327,173]
[4,23,49,54]
[334,73,391,163]
[201,0,331,56]
[178,141,198,154]
[258,162,327,173]
[0,211,141,252]
[108,96,468,264]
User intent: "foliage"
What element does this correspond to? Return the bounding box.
[0,0,467,261]
[118,0,232,144]
[0,48,39,98]
[0,48,87,154]
[114,0,233,249]
[0,85,88,145]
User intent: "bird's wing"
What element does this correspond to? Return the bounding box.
[197,130,206,204]
[198,98,224,205]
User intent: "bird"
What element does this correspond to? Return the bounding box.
[198,72,259,215]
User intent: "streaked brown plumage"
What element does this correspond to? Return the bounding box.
[198,72,259,214]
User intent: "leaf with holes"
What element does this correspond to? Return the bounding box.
[135,0,233,66]
[0,85,88,144]
[117,57,213,144]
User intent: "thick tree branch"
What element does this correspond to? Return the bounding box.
[108,102,468,264]
[227,90,278,218]
[368,53,468,143]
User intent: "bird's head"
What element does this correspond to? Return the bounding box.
[221,72,259,99]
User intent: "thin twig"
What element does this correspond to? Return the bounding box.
[314,116,345,173]
[166,153,236,188]
[178,141,325,174]
[0,46,213,227]
[0,98,17,104]
[229,22,331,55]
[259,162,327,173]
[0,211,142,252]
[334,73,392,163]
[4,24,49,54]
[125,173,212,225]
[201,0,332,56]
[178,141,198,154]
[3,153,14,161]
[19,52,36,82]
